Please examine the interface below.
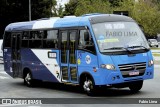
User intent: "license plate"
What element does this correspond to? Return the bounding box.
[129,71,139,76]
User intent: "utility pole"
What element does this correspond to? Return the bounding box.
[29,0,31,21]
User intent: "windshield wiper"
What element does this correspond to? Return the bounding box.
[127,45,149,51]
[104,47,134,53]
[104,47,125,50]
[104,45,149,53]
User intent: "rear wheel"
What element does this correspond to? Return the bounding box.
[129,80,143,93]
[24,72,35,87]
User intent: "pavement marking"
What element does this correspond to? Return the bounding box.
[154,65,160,68]
[153,56,160,61]
[0,76,10,79]
[0,104,27,107]
[0,72,8,75]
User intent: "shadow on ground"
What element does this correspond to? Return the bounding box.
[11,80,144,97]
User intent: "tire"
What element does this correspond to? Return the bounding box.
[156,45,158,47]
[81,76,96,96]
[24,72,35,87]
[129,80,143,93]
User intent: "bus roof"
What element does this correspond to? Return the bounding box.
[5,13,134,31]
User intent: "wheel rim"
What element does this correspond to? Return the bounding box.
[25,73,31,85]
[83,79,93,92]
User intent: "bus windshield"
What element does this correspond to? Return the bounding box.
[92,22,149,53]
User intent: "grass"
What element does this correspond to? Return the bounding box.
[151,48,160,50]
[154,60,160,65]
[152,53,160,56]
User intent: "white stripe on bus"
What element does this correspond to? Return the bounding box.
[31,49,61,82]
[32,18,59,29]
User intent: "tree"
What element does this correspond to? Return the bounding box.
[112,0,160,37]
[75,0,111,16]
[0,0,57,38]
[63,0,78,16]
[133,1,160,36]
[31,0,57,20]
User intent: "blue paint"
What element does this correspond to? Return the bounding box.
[3,13,154,88]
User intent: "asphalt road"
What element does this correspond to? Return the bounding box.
[0,64,159,107]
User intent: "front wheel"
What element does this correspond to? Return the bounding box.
[129,80,143,93]
[81,76,96,96]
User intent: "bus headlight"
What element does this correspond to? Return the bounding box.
[148,60,154,66]
[101,64,116,70]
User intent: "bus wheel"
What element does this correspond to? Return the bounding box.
[129,80,143,93]
[82,76,95,96]
[24,72,34,87]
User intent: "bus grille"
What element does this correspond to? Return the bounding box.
[118,62,146,78]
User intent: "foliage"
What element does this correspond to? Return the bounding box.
[0,0,56,38]
[111,0,160,36]
[1,0,160,38]
[75,0,111,16]
[68,0,160,37]
[31,0,57,19]
[63,0,78,16]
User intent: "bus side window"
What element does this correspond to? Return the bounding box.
[43,30,58,49]
[22,31,29,48]
[29,31,43,48]
[4,32,11,48]
[79,30,96,54]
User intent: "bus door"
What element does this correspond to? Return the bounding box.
[60,30,78,83]
[11,33,21,78]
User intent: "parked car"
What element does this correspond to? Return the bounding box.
[148,39,159,47]
[0,39,3,63]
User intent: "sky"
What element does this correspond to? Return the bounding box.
[56,0,70,8]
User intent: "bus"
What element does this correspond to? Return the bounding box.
[0,39,3,63]
[3,13,154,95]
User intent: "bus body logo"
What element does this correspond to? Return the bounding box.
[85,55,91,64]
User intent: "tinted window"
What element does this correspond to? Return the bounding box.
[29,31,44,48]
[61,31,68,63]
[78,30,96,53]
[69,31,76,64]
[21,31,29,48]
[4,32,11,47]
[43,30,58,49]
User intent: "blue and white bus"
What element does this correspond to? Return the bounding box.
[3,13,154,95]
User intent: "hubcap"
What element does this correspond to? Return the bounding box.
[25,73,31,85]
[83,80,93,92]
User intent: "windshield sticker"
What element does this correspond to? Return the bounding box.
[97,35,106,43]
[113,23,125,29]
[105,23,125,29]
[105,24,112,29]
[78,53,82,59]
[104,39,119,42]
[98,35,105,40]
[85,55,91,64]
[97,40,105,43]
[77,59,81,65]
[98,38,119,43]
